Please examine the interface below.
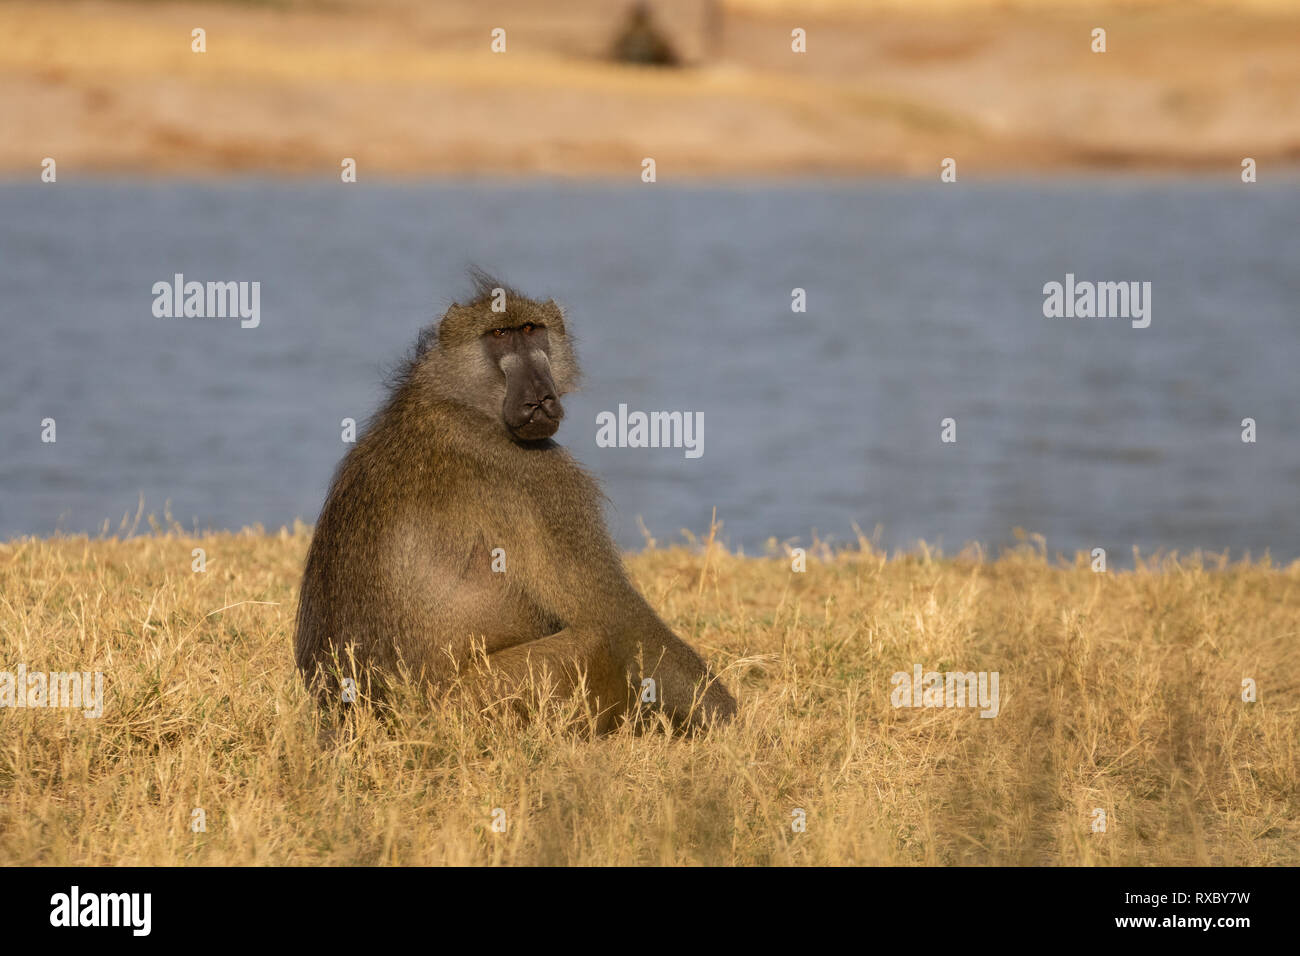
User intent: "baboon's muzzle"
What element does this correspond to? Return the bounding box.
[503,360,563,440]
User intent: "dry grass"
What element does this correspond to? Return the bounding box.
[1,526,1296,866]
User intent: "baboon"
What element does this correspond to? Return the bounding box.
[294,273,735,733]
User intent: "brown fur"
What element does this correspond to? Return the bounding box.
[295,274,736,733]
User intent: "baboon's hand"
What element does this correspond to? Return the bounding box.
[625,635,737,732]
[688,675,737,731]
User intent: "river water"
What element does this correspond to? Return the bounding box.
[2,178,1296,562]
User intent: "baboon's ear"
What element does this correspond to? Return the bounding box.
[543,299,568,334]
[436,303,484,348]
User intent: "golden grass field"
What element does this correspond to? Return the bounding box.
[1,525,1296,865]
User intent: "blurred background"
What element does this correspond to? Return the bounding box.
[2,0,1298,561]
[5,0,1299,176]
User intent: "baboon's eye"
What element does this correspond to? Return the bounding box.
[492,328,507,338]
[522,322,536,333]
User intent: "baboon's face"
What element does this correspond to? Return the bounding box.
[421,288,579,441]
[482,321,564,440]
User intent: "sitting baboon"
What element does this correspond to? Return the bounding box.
[294,272,735,733]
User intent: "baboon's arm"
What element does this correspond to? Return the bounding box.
[513,504,735,728]
[479,627,628,733]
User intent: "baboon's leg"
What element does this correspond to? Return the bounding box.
[476,628,629,732]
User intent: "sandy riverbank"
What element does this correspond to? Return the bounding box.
[3,0,1298,178]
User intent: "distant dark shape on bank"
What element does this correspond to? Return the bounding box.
[611,2,681,67]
